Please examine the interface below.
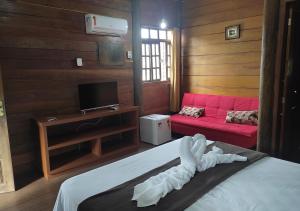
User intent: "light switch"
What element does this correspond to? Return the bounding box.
[127,51,133,59]
[0,100,4,117]
[76,58,83,67]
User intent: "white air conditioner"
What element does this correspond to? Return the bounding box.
[85,14,128,35]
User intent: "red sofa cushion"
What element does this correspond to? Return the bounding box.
[181,93,259,119]
[171,114,257,137]
[171,93,259,148]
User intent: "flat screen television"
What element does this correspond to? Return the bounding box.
[78,81,119,112]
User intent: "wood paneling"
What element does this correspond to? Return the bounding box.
[140,0,179,28]
[0,0,133,184]
[184,52,261,65]
[183,28,262,49]
[184,63,260,76]
[183,5,263,27]
[182,16,263,38]
[184,76,260,97]
[142,82,170,115]
[182,0,264,97]
[183,0,263,19]
[183,41,262,56]
[132,0,144,114]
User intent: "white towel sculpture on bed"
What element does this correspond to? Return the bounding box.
[132,134,247,207]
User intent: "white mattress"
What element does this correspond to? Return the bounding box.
[54,139,300,211]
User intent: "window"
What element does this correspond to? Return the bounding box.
[141,27,172,82]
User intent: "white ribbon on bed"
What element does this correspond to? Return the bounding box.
[132,134,247,207]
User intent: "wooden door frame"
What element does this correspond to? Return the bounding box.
[258,0,281,154]
[277,1,296,157]
[0,65,15,193]
[258,0,296,155]
[270,0,292,155]
[279,1,300,161]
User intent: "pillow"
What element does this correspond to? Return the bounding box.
[179,106,205,118]
[225,110,258,125]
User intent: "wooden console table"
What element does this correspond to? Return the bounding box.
[36,106,139,179]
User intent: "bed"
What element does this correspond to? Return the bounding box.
[54,138,300,211]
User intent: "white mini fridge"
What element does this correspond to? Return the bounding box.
[140,114,172,145]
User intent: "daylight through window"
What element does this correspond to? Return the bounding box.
[141,27,172,82]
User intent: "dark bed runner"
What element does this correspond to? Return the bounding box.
[78,142,267,211]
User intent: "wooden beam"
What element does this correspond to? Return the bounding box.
[132,0,144,114]
[257,0,281,153]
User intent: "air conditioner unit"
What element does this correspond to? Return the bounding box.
[85,14,128,35]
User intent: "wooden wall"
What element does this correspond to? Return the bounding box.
[140,0,179,28]
[0,0,133,184]
[140,0,178,115]
[182,0,264,97]
[142,82,170,115]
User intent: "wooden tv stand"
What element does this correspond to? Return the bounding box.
[36,106,140,179]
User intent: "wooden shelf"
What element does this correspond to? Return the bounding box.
[36,106,140,179]
[48,125,137,151]
[50,153,99,175]
[36,106,139,127]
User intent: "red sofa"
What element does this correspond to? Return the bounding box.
[170,93,259,148]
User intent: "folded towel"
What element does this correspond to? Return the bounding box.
[132,134,247,207]
[190,134,207,165]
[132,136,206,207]
[196,146,247,172]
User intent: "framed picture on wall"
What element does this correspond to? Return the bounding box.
[225,25,240,40]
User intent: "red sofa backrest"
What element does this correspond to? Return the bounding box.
[181,93,259,119]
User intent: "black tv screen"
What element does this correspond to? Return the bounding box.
[78,82,119,111]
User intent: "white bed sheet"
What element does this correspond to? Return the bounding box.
[54,139,300,211]
[54,138,184,211]
[187,157,300,211]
